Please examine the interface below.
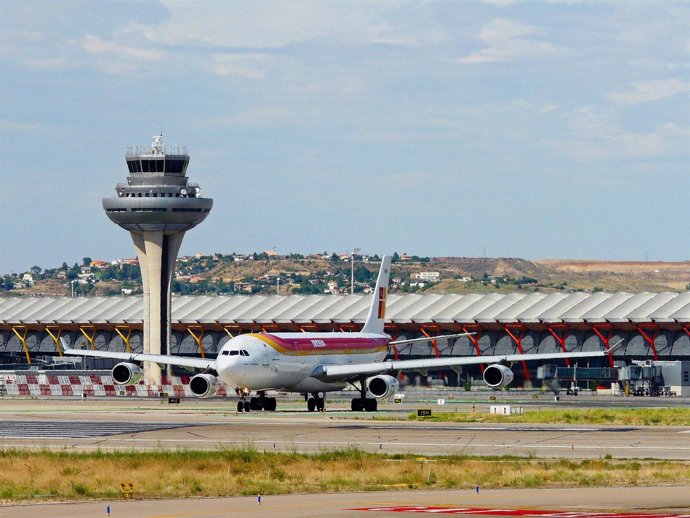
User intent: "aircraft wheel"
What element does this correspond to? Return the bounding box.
[266,398,277,411]
[315,397,325,411]
[365,398,377,412]
[237,401,244,412]
[351,398,362,412]
[244,401,251,412]
[250,397,263,411]
[307,398,316,412]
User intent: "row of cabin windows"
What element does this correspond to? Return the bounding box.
[123,192,185,198]
[127,159,187,174]
[221,350,250,356]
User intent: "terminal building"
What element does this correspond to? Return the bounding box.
[1,291,689,387]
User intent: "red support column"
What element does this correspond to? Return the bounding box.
[420,324,444,381]
[502,324,530,382]
[636,324,660,361]
[684,326,690,339]
[591,325,615,368]
[420,324,442,358]
[547,324,571,368]
[461,325,485,373]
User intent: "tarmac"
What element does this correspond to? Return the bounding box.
[0,397,687,459]
[0,395,688,517]
[0,486,689,518]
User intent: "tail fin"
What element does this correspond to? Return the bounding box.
[361,255,392,334]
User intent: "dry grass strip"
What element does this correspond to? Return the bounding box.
[407,407,690,426]
[0,447,688,502]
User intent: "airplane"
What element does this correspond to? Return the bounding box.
[61,255,618,412]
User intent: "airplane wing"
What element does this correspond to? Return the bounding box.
[60,338,216,370]
[311,345,620,381]
[389,332,475,347]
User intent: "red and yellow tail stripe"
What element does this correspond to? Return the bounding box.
[377,287,387,319]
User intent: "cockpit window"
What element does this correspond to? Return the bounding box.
[229,350,240,356]
[241,350,249,356]
[221,350,230,356]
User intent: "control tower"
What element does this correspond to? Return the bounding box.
[103,134,213,384]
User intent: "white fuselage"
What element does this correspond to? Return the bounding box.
[215,332,389,393]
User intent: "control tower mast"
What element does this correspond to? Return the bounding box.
[103,134,213,385]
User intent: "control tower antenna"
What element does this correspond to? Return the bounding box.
[103,134,213,385]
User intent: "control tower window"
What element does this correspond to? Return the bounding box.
[141,160,150,173]
[127,160,143,173]
[165,159,186,174]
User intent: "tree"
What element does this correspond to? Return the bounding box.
[392,252,400,263]
[82,257,92,266]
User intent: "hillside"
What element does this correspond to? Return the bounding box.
[3,254,688,297]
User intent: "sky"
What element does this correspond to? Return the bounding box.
[1,0,689,274]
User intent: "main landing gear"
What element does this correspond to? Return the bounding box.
[306,393,325,412]
[237,392,277,412]
[350,377,377,412]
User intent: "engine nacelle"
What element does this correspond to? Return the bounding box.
[366,375,400,399]
[483,363,514,389]
[112,362,143,385]
[189,373,222,398]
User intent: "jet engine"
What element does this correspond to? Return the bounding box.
[111,362,143,385]
[483,364,514,389]
[189,373,222,398]
[366,375,400,399]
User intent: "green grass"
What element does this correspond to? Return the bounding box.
[407,407,690,426]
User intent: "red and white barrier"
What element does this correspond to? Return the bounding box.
[0,373,230,398]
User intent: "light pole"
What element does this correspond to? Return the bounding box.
[70,280,76,298]
[351,248,360,294]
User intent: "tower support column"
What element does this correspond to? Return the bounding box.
[132,231,184,385]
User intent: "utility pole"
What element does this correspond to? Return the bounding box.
[351,248,360,294]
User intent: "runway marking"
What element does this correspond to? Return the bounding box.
[0,421,186,439]
[353,506,690,517]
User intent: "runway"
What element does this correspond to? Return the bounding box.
[0,486,688,518]
[0,399,688,459]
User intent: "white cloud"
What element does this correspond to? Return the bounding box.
[82,35,164,62]
[148,2,394,48]
[555,106,689,161]
[458,18,563,64]
[605,79,690,105]
[209,106,301,128]
[209,54,271,79]
[482,0,517,6]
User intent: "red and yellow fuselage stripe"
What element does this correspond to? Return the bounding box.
[251,333,388,356]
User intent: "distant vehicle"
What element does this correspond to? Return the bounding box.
[61,256,613,412]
